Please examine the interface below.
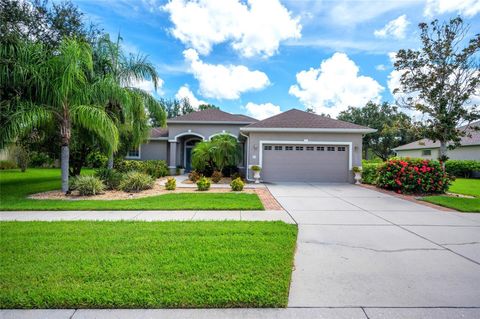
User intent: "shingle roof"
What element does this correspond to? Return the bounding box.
[167,109,258,123]
[243,109,372,130]
[394,121,480,150]
[150,127,168,138]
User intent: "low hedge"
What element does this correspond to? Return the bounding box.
[376,158,451,194]
[0,160,16,170]
[115,160,168,178]
[362,163,380,184]
[445,160,480,178]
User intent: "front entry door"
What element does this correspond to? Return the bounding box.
[185,147,193,172]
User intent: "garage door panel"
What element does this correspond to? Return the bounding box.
[262,144,349,182]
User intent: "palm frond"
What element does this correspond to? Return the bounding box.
[0,103,54,149]
[71,104,119,152]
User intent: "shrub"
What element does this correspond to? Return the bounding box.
[143,160,169,178]
[94,168,123,190]
[188,170,202,183]
[86,151,108,168]
[0,160,16,170]
[362,163,380,184]
[29,152,53,167]
[231,172,245,181]
[165,177,176,190]
[196,176,211,191]
[230,177,245,191]
[71,175,105,196]
[115,159,168,178]
[445,160,480,178]
[13,145,29,172]
[251,165,261,172]
[211,170,223,183]
[376,158,451,194]
[120,171,154,193]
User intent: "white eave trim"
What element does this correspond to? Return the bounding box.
[148,137,169,141]
[167,120,255,125]
[240,127,376,134]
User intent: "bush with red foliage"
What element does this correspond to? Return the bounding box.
[376,158,451,194]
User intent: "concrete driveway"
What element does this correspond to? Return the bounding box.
[268,183,480,317]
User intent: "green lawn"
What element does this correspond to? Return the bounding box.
[0,221,297,308]
[422,178,480,212]
[448,178,480,197]
[0,169,263,211]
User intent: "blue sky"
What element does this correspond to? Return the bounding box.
[73,0,480,119]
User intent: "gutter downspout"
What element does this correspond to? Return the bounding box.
[240,131,253,182]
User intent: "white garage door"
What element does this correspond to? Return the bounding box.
[261,144,350,182]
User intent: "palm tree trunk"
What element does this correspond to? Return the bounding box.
[61,145,69,193]
[107,152,114,169]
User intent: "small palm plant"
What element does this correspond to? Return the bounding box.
[1,39,124,193]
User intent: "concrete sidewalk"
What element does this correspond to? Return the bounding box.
[2,307,480,319]
[0,210,295,223]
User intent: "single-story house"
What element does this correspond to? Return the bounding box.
[393,121,480,161]
[128,108,375,183]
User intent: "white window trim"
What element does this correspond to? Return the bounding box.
[259,140,353,170]
[208,131,238,140]
[125,145,141,159]
[169,131,205,142]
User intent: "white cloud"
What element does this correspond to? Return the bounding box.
[328,0,420,26]
[129,78,163,95]
[289,52,384,117]
[424,0,480,17]
[183,48,270,100]
[163,0,301,57]
[376,64,388,71]
[175,85,206,108]
[374,15,409,39]
[244,102,281,120]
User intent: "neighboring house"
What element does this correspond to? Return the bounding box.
[393,121,480,161]
[131,108,375,183]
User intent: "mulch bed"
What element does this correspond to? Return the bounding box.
[359,184,457,212]
[28,179,283,211]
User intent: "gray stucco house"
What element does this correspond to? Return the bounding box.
[393,121,480,161]
[128,108,375,183]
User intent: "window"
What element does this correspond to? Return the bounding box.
[285,146,293,151]
[317,146,324,151]
[306,146,314,151]
[126,147,140,158]
[327,146,335,151]
[296,146,304,151]
[422,149,432,156]
[274,145,283,151]
[338,146,346,151]
[264,145,272,151]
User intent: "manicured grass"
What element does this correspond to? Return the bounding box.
[448,178,480,197]
[422,178,480,212]
[0,169,263,211]
[0,221,298,308]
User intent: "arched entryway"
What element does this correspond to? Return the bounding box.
[183,137,201,172]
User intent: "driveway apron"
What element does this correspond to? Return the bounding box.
[267,183,480,309]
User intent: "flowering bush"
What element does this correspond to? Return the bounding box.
[376,158,451,194]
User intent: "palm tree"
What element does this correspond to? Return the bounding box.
[93,34,166,168]
[191,134,241,173]
[191,141,215,172]
[210,134,241,172]
[1,39,122,193]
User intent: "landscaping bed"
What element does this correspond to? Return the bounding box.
[0,221,298,308]
[0,169,265,211]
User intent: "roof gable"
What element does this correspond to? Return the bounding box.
[394,122,480,151]
[167,109,258,123]
[243,109,372,130]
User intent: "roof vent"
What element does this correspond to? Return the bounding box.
[418,141,425,146]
